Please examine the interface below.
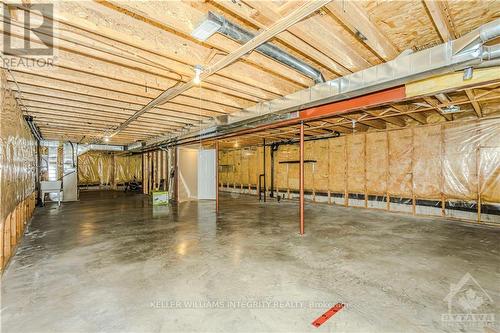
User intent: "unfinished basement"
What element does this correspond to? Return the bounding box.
[0,1,499,332]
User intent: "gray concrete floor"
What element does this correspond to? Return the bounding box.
[1,191,499,333]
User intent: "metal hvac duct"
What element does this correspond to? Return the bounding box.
[141,19,500,150]
[214,18,500,127]
[192,11,325,84]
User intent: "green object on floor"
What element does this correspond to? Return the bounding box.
[152,191,168,205]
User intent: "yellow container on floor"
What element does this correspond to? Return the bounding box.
[152,191,168,205]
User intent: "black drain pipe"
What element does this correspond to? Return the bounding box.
[263,138,266,202]
[270,143,279,198]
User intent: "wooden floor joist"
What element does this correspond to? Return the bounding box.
[0,0,497,144]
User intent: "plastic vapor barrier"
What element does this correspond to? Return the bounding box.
[78,151,142,186]
[0,71,36,223]
[220,118,500,223]
[0,70,37,270]
[115,155,142,184]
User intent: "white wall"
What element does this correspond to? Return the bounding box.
[178,148,198,201]
[197,149,216,200]
[177,147,216,202]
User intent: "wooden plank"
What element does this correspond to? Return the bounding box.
[465,89,483,118]
[3,1,298,98]
[406,67,500,98]
[422,96,452,121]
[210,0,344,77]
[0,25,258,110]
[98,0,310,87]
[5,65,238,115]
[0,218,4,270]
[10,210,16,247]
[325,1,399,60]
[252,0,374,71]
[423,0,456,42]
[4,214,11,265]
[109,0,331,137]
[10,81,211,121]
[392,104,427,125]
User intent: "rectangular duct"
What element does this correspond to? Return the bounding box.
[140,19,500,150]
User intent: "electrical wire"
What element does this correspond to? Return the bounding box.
[0,52,31,117]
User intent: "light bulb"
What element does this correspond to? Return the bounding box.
[103,136,110,142]
[193,65,203,85]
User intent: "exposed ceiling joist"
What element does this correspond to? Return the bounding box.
[108,0,332,138]
[210,0,347,76]
[422,97,453,121]
[324,1,399,60]
[465,89,483,118]
[423,0,456,42]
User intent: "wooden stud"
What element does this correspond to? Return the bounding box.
[0,218,4,271]
[4,214,11,266]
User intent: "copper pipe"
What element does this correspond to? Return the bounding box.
[216,141,219,213]
[299,121,305,235]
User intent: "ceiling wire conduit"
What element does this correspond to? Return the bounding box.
[140,18,500,150]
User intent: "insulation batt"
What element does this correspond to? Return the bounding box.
[221,118,500,204]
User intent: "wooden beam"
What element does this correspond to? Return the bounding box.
[0,18,274,105]
[324,1,399,60]
[17,92,193,124]
[9,81,209,121]
[111,0,332,137]
[465,89,483,118]
[391,104,427,124]
[422,97,452,121]
[7,74,224,118]
[211,0,349,76]
[365,110,406,127]
[0,33,246,115]
[31,115,170,135]
[406,67,500,98]
[345,114,387,130]
[100,0,311,87]
[423,0,456,42]
[243,0,371,71]
[6,68,233,116]
[3,1,305,96]
[25,105,186,130]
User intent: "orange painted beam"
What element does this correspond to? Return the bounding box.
[299,86,406,121]
[184,86,407,145]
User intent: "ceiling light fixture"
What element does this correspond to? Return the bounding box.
[193,64,203,85]
[103,136,110,143]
